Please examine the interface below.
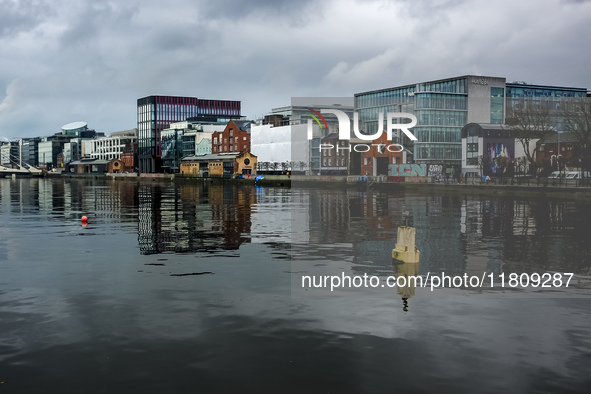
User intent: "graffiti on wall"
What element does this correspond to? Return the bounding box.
[426,164,445,182]
[388,163,448,181]
[388,164,428,177]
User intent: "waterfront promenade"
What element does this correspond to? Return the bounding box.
[46,171,591,199]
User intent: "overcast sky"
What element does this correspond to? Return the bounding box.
[1,0,590,139]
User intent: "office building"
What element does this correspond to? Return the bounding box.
[137,95,242,173]
[161,121,225,172]
[89,129,137,161]
[1,142,19,169]
[355,76,587,166]
[20,137,40,168]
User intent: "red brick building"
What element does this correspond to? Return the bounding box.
[536,132,581,167]
[355,133,405,176]
[212,120,252,154]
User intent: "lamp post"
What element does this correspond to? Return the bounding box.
[557,130,561,180]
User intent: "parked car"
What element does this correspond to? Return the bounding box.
[547,171,563,179]
[565,171,590,179]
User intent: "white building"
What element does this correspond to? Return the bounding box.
[250,123,320,173]
[89,129,137,161]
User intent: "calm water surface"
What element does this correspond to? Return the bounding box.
[1,178,591,393]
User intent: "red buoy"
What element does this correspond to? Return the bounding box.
[81,216,88,224]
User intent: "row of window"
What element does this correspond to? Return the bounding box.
[322,158,347,167]
[213,137,247,144]
[415,94,467,110]
[414,127,462,143]
[418,79,467,95]
[414,144,462,161]
[417,110,467,127]
[323,148,347,157]
[506,87,586,98]
[356,93,414,110]
[151,104,240,119]
[212,145,248,153]
[539,145,572,152]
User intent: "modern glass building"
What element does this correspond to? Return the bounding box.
[355,76,588,165]
[20,137,40,168]
[137,95,242,173]
[38,135,71,170]
[0,142,19,168]
[505,82,587,130]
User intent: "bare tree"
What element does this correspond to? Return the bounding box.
[505,98,555,173]
[561,97,591,176]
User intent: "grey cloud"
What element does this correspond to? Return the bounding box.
[200,0,315,18]
[0,0,590,140]
[0,0,54,37]
[59,2,137,49]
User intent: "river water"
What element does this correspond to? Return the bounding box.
[1,177,590,393]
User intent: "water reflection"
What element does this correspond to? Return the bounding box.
[2,178,591,392]
[2,178,591,278]
[392,261,420,311]
[289,190,591,283]
[138,183,256,254]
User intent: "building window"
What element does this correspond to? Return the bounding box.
[490,87,504,124]
[230,129,233,136]
[364,157,368,165]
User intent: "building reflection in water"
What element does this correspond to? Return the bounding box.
[2,178,591,277]
[138,182,256,254]
[301,189,591,285]
[0,177,138,222]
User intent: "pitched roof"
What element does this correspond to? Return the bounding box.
[182,152,242,161]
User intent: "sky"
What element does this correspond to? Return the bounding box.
[0,0,590,139]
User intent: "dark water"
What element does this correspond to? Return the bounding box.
[1,178,591,393]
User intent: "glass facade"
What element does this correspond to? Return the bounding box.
[490,87,504,124]
[20,138,40,167]
[355,77,468,163]
[506,84,587,131]
[506,85,587,98]
[356,78,588,164]
[138,96,241,173]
